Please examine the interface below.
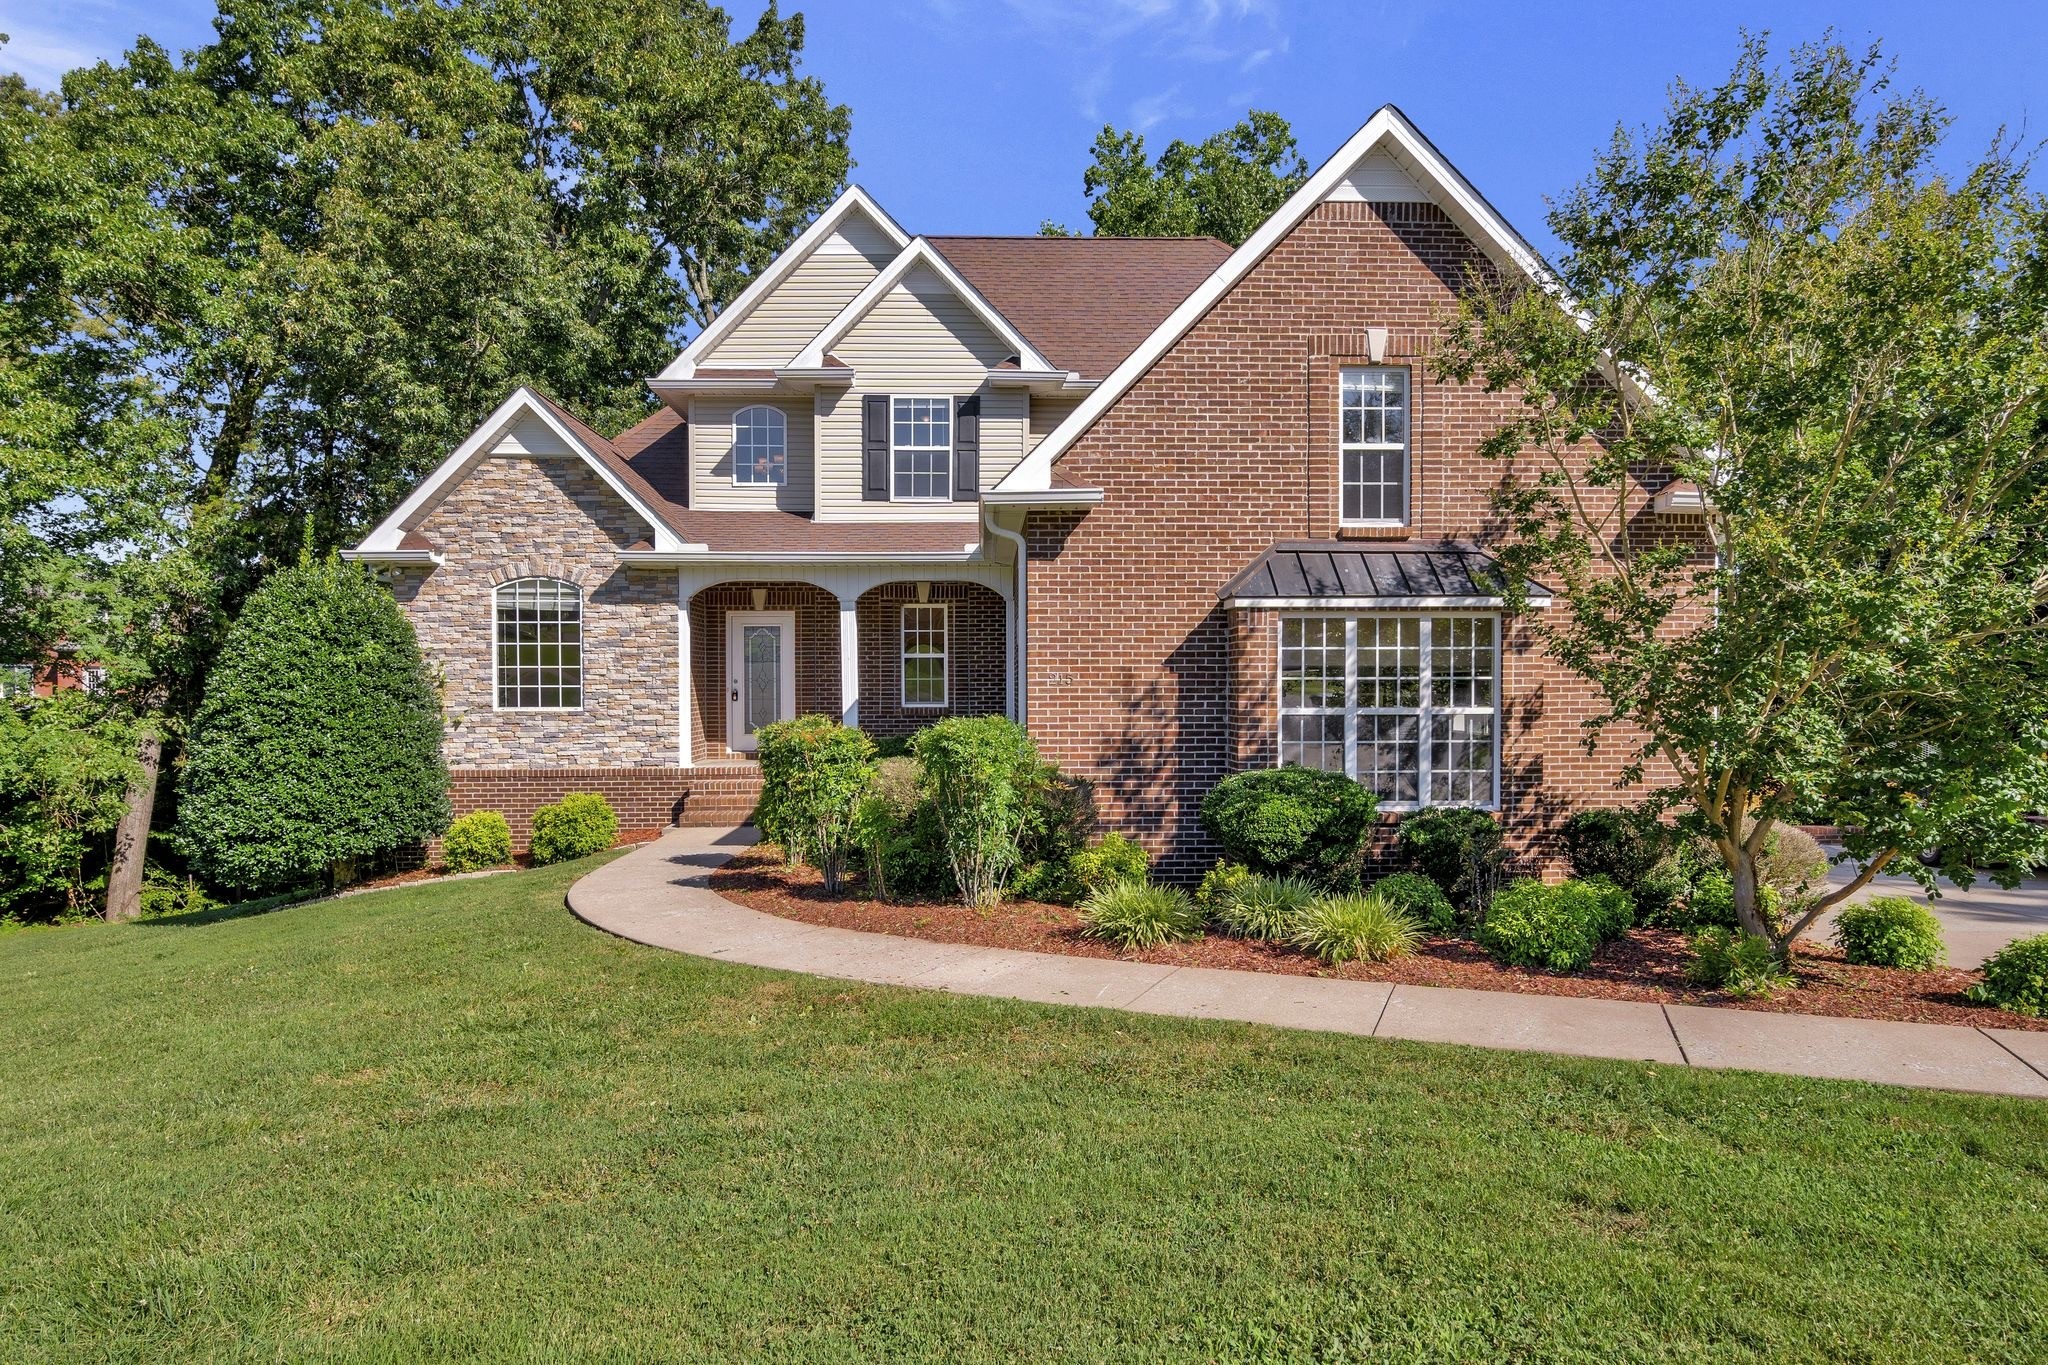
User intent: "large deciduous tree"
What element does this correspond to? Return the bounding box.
[1042,109,1306,244]
[1439,35,2048,958]
[0,2,848,913]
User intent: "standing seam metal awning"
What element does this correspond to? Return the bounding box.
[1218,541,1553,607]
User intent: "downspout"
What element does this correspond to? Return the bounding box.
[983,507,1028,727]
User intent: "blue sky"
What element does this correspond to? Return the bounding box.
[6,1,2044,257]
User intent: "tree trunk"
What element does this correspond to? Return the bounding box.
[1729,844,1774,941]
[103,731,162,922]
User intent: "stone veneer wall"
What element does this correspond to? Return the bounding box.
[389,455,680,768]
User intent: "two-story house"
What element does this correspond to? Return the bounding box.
[348,106,1696,871]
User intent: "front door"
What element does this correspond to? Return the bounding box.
[725,611,796,753]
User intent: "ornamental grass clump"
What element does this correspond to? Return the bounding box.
[1212,874,1320,941]
[1833,896,1945,970]
[1080,881,1203,951]
[1291,893,1420,965]
[1967,933,2048,1017]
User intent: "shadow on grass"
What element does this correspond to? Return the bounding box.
[136,888,324,928]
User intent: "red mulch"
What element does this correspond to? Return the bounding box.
[709,850,2048,1033]
[345,829,667,894]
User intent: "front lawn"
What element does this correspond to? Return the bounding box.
[2,860,2044,1361]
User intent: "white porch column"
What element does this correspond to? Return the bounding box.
[837,592,860,728]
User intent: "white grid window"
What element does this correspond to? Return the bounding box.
[495,578,582,709]
[892,397,952,500]
[0,665,31,698]
[1340,367,1410,525]
[733,406,786,485]
[1278,614,1497,808]
[901,603,948,707]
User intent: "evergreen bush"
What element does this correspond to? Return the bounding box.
[755,716,877,892]
[443,811,513,873]
[1197,767,1377,883]
[176,558,449,892]
[529,793,617,866]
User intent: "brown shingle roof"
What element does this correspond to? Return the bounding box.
[927,236,1230,381]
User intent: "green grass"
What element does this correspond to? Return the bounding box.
[2,859,2045,1362]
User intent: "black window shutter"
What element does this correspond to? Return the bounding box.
[862,393,890,501]
[952,394,980,501]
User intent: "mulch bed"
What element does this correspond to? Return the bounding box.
[345,828,667,895]
[709,850,2048,1033]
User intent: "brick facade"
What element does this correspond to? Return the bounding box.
[687,582,843,763]
[856,581,1007,739]
[1026,201,1700,878]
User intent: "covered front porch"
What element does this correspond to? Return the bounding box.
[678,562,1014,767]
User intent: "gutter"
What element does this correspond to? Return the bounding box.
[982,506,1029,726]
[618,548,981,567]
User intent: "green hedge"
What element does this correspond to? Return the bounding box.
[1833,896,1944,970]
[1198,767,1377,884]
[529,793,617,866]
[443,811,512,873]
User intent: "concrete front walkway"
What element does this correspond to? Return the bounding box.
[568,828,2048,1099]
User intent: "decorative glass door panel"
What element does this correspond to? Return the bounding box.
[726,612,795,752]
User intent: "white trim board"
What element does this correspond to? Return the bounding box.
[791,237,1054,373]
[656,186,911,382]
[995,104,1557,494]
[353,388,684,554]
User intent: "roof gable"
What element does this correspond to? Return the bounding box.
[351,388,687,554]
[995,105,1551,493]
[656,186,910,381]
[792,237,1054,372]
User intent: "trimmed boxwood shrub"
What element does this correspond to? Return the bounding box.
[1478,879,1607,972]
[1396,807,1508,911]
[442,811,512,873]
[1967,933,2048,1017]
[911,716,1044,909]
[1291,893,1420,965]
[1833,896,1944,970]
[1198,767,1377,883]
[1080,881,1202,950]
[529,793,618,866]
[1213,874,1320,941]
[1372,870,1458,935]
[1561,807,1671,888]
[177,557,450,893]
[1070,832,1149,897]
[755,716,877,893]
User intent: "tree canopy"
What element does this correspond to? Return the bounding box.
[1439,34,2048,954]
[1042,109,1306,244]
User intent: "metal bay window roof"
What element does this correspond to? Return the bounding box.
[1220,541,1553,609]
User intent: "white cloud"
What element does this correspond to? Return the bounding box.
[0,0,216,91]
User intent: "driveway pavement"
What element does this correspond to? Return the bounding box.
[1812,855,2048,967]
[568,828,2048,1099]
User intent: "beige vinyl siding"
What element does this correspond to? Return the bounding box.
[813,263,1024,522]
[490,412,577,458]
[1026,393,1083,452]
[703,216,900,368]
[687,398,814,513]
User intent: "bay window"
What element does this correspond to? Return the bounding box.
[1279,614,1498,807]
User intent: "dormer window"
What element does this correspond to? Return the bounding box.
[891,397,951,500]
[733,406,787,485]
[1340,367,1409,526]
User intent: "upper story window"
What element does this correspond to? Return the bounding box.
[1340,367,1410,526]
[892,397,951,500]
[495,578,582,710]
[733,406,786,485]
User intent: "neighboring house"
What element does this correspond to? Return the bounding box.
[2,649,102,699]
[347,105,1702,871]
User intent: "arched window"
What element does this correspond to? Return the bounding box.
[495,578,582,709]
[733,406,787,485]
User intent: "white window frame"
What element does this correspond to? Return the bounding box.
[900,602,949,708]
[493,577,584,711]
[732,405,787,486]
[0,664,31,699]
[891,395,952,501]
[1276,613,1500,811]
[1338,366,1411,528]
